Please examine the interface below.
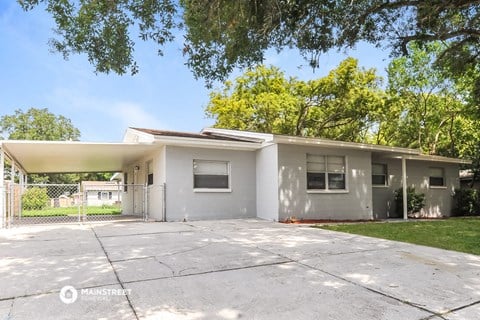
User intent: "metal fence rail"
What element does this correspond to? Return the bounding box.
[3,182,165,227]
[7,183,81,226]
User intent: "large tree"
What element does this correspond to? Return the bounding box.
[19,1,480,93]
[377,42,468,156]
[0,107,80,140]
[206,58,385,142]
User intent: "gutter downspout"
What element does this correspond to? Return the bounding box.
[402,156,408,220]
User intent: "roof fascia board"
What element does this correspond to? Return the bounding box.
[273,136,420,155]
[390,154,471,165]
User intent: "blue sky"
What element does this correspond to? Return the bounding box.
[0,2,390,142]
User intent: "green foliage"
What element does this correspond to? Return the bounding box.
[19,0,480,103]
[394,187,425,216]
[453,189,480,216]
[380,42,468,156]
[19,0,177,75]
[22,187,49,210]
[206,58,384,142]
[0,107,80,140]
[22,206,122,217]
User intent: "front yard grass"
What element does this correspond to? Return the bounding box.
[22,206,122,217]
[315,217,480,255]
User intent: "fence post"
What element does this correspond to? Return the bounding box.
[162,183,167,222]
[143,184,148,222]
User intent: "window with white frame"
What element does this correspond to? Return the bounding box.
[429,167,445,187]
[193,160,230,189]
[372,163,388,186]
[307,155,346,191]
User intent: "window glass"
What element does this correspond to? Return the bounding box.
[193,160,230,189]
[307,155,346,190]
[429,167,445,186]
[372,163,387,186]
[147,161,154,185]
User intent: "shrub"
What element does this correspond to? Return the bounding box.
[394,187,425,216]
[22,187,50,210]
[453,189,480,216]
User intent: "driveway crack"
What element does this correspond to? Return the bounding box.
[91,227,139,320]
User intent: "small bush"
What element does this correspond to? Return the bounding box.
[22,187,50,210]
[453,189,480,216]
[394,187,425,216]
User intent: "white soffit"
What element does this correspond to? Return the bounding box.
[1,141,157,173]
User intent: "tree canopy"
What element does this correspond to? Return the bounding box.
[207,53,479,164]
[19,1,480,95]
[206,58,385,142]
[0,107,80,140]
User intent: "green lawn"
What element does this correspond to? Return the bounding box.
[22,206,122,217]
[315,217,480,255]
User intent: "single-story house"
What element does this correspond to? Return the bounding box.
[0,127,470,226]
[81,181,122,206]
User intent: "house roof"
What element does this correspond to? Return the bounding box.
[0,127,470,175]
[81,181,122,191]
[0,140,157,173]
[130,127,258,143]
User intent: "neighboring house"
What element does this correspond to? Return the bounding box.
[0,127,470,225]
[81,181,122,206]
[459,169,480,189]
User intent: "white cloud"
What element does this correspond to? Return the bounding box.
[110,102,165,129]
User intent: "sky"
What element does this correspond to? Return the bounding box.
[0,2,391,142]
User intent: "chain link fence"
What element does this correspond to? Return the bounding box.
[5,183,151,226]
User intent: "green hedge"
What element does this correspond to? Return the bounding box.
[22,187,49,210]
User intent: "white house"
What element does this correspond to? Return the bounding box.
[81,181,122,206]
[120,127,468,222]
[0,127,470,226]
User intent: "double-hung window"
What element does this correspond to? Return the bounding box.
[372,163,388,186]
[307,155,346,191]
[193,160,230,190]
[429,167,445,187]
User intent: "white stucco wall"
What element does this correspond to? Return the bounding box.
[164,146,256,221]
[122,146,166,219]
[256,144,279,221]
[277,144,373,221]
[372,158,459,218]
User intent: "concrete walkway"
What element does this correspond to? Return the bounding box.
[0,219,479,319]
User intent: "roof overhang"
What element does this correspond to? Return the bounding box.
[0,141,158,174]
[273,135,420,155]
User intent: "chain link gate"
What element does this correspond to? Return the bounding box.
[81,183,147,222]
[5,183,150,226]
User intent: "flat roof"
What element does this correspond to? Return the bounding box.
[1,141,157,173]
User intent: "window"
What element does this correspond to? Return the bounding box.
[123,172,128,192]
[429,167,445,187]
[372,163,388,186]
[193,160,230,189]
[98,191,111,200]
[307,155,346,191]
[147,161,153,185]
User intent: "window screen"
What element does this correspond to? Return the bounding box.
[193,160,230,189]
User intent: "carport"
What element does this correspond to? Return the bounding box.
[0,140,158,227]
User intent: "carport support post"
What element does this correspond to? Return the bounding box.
[0,147,4,228]
[401,156,408,220]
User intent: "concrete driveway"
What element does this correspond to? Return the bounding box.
[0,219,479,320]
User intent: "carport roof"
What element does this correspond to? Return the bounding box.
[0,140,158,174]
